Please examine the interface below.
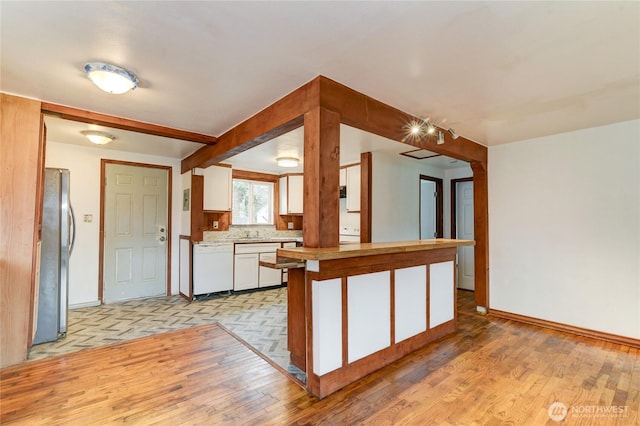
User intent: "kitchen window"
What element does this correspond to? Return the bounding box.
[232,179,274,225]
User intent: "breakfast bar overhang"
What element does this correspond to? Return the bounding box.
[277,238,475,399]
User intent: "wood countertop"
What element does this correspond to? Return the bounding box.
[277,239,474,261]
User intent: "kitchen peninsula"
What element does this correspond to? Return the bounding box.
[277,239,474,399]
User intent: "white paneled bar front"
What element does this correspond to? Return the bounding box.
[280,239,474,399]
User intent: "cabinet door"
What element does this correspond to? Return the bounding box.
[259,253,282,288]
[339,168,347,187]
[346,165,361,212]
[288,175,304,214]
[278,176,288,215]
[234,253,258,290]
[279,175,303,214]
[203,166,232,211]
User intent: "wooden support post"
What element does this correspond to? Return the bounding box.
[303,107,340,248]
[471,161,489,310]
[360,152,372,243]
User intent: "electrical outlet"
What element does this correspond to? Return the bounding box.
[213,220,219,229]
[83,214,92,223]
[287,222,294,229]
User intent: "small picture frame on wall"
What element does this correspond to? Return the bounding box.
[183,188,190,211]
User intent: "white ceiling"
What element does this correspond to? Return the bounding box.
[3,2,639,155]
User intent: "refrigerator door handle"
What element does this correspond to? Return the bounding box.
[69,203,76,256]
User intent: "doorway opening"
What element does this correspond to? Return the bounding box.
[419,175,443,239]
[451,178,474,290]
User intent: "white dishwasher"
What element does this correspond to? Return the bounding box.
[193,243,234,295]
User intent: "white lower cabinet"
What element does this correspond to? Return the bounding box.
[259,253,282,287]
[233,242,284,291]
[233,253,259,291]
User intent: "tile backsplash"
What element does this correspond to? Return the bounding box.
[203,225,302,241]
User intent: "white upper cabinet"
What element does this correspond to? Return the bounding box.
[346,164,361,212]
[202,165,232,211]
[340,168,347,187]
[279,174,303,215]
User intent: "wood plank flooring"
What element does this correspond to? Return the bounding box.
[1,291,638,425]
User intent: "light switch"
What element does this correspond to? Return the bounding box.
[83,214,93,223]
[287,222,294,229]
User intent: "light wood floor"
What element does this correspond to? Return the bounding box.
[1,291,638,425]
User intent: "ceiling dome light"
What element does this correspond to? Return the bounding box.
[81,130,115,145]
[84,62,139,94]
[277,157,299,168]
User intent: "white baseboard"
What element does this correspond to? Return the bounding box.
[69,300,101,310]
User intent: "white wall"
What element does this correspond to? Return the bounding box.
[371,152,445,242]
[45,141,183,307]
[489,119,640,339]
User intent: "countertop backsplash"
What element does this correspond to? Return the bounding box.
[203,225,302,242]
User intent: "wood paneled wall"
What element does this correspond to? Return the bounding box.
[1,94,43,367]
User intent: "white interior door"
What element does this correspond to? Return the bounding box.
[456,180,474,290]
[420,179,436,239]
[104,163,168,303]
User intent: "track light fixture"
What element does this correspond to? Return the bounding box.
[404,118,459,144]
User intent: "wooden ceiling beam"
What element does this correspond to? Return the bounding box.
[316,76,487,165]
[181,74,487,170]
[41,102,218,145]
[181,78,319,173]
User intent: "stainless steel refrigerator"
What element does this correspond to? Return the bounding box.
[33,168,75,345]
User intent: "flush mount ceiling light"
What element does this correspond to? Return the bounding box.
[84,62,139,94]
[276,157,299,168]
[81,130,115,145]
